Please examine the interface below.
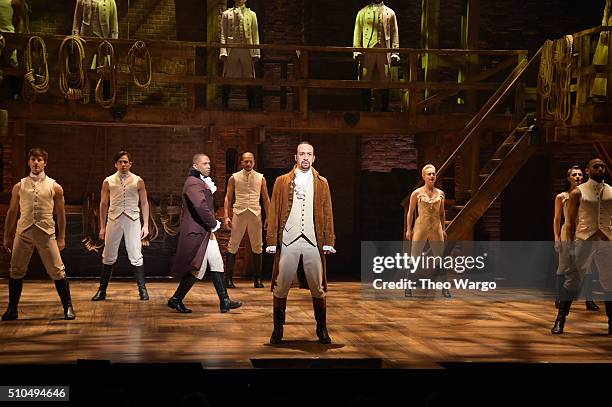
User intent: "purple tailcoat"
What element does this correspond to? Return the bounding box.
[171,170,218,277]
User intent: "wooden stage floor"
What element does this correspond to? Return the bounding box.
[0,280,611,368]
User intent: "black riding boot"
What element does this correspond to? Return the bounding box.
[270,296,286,344]
[54,278,76,320]
[92,264,113,301]
[583,277,599,311]
[225,252,236,288]
[312,297,332,344]
[555,274,564,309]
[211,271,242,313]
[167,273,198,313]
[552,288,574,334]
[253,253,264,288]
[1,278,23,321]
[134,265,149,300]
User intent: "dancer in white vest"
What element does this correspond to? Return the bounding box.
[92,151,150,301]
[552,158,612,334]
[2,148,75,321]
[553,165,598,311]
[266,142,336,344]
[223,151,270,288]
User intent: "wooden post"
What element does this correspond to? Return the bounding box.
[514,52,527,123]
[460,0,480,111]
[187,49,197,111]
[421,0,440,100]
[206,0,224,107]
[299,50,309,119]
[607,27,612,98]
[573,34,591,124]
[408,52,420,123]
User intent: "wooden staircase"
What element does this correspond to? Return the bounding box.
[431,47,544,240]
[445,116,537,240]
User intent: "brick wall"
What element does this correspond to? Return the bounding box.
[24,123,210,202]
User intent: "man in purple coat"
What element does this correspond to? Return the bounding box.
[168,154,242,313]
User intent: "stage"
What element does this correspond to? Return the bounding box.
[1,280,611,368]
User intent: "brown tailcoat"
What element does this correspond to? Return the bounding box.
[266,166,335,291]
[171,170,218,278]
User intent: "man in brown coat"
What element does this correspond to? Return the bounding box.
[168,154,241,313]
[266,141,336,344]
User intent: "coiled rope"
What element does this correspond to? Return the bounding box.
[94,40,117,108]
[21,36,50,103]
[58,35,87,101]
[538,35,573,123]
[127,40,152,89]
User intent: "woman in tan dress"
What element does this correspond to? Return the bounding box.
[553,165,598,311]
[405,164,450,298]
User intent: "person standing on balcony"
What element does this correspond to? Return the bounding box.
[590,0,611,100]
[553,165,599,311]
[219,0,260,109]
[223,151,270,289]
[353,0,399,112]
[405,164,450,298]
[552,158,612,335]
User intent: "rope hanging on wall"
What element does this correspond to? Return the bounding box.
[58,35,87,101]
[21,36,50,103]
[82,193,104,252]
[159,193,182,237]
[141,196,160,247]
[538,35,573,123]
[127,41,152,89]
[94,40,117,109]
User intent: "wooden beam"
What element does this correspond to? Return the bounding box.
[2,101,515,134]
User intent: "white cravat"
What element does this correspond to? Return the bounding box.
[201,175,217,194]
[199,175,221,232]
[294,168,312,200]
[29,171,46,183]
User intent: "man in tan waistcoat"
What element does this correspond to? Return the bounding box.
[266,142,336,344]
[223,152,270,288]
[2,148,75,321]
[91,151,150,301]
[552,158,612,334]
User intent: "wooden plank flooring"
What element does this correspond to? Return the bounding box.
[0,280,611,368]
